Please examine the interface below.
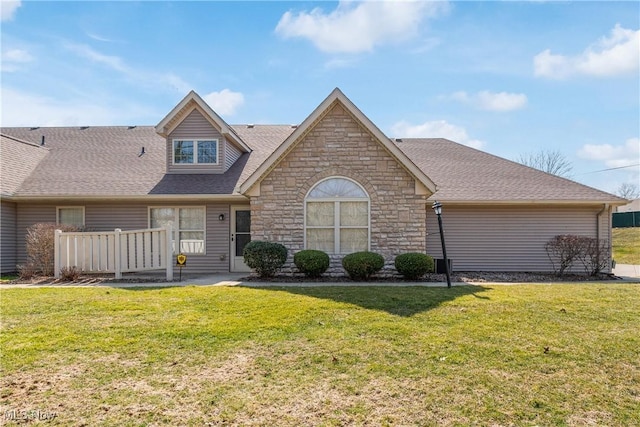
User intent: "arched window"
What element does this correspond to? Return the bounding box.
[305,177,370,254]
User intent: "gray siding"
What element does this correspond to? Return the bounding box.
[224,140,242,172]
[425,205,607,272]
[167,109,226,174]
[15,202,240,274]
[1,200,17,273]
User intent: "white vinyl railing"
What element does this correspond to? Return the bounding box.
[54,227,173,280]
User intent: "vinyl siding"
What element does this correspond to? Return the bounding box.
[167,109,225,174]
[15,202,238,274]
[425,205,607,272]
[225,142,242,172]
[1,201,17,273]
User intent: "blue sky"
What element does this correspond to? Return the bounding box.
[1,0,638,194]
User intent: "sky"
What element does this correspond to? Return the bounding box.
[1,0,639,195]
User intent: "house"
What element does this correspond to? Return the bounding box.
[0,88,626,275]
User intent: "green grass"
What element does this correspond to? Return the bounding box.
[1,284,639,426]
[612,227,640,265]
[0,274,17,284]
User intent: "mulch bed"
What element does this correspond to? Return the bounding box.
[242,271,618,283]
[3,271,619,286]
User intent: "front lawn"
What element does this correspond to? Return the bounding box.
[1,284,638,426]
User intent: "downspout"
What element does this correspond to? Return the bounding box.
[596,203,609,273]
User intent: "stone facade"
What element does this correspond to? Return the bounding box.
[249,102,428,272]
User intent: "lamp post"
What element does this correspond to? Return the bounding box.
[432,200,452,288]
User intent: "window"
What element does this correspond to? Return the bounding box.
[172,139,218,165]
[305,177,369,254]
[149,207,206,254]
[57,207,84,227]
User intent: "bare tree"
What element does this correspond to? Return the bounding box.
[616,182,640,200]
[517,149,573,177]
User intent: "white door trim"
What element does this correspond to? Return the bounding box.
[230,206,252,272]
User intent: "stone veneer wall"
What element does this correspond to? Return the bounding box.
[249,103,428,275]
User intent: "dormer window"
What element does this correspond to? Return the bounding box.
[172,139,218,165]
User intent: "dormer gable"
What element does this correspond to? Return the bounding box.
[155,91,251,174]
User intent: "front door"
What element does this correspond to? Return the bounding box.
[230,206,251,272]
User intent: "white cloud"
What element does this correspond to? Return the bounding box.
[1,48,33,72]
[64,43,191,93]
[0,87,145,126]
[3,48,32,62]
[534,24,640,79]
[0,0,21,22]
[390,120,485,149]
[324,57,358,70]
[449,90,527,112]
[578,137,640,169]
[203,89,245,116]
[64,42,128,72]
[86,32,120,43]
[275,0,448,53]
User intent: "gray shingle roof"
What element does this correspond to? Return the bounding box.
[2,127,166,197]
[0,126,623,204]
[0,134,49,197]
[393,138,622,203]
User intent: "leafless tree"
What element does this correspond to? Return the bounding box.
[615,182,640,200]
[517,149,573,177]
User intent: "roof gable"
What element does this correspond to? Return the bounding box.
[239,88,437,195]
[155,90,251,153]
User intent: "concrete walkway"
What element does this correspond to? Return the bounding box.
[3,267,639,289]
[612,263,640,280]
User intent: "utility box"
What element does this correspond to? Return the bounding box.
[435,259,453,274]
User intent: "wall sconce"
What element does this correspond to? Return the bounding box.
[218,214,225,221]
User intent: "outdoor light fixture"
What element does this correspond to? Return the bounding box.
[218,214,225,221]
[432,201,442,216]
[431,200,452,288]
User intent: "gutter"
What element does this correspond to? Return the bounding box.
[596,203,609,272]
[421,199,627,207]
[6,194,250,203]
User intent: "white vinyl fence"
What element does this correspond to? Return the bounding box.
[54,227,173,280]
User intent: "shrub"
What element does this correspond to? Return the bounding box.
[243,240,288,278]
[545,234,610,276]
[342,251,385,281]
[25,223,82,276]
[394,252,434,280]
[294,250,330,278]
[576,237,610,276]
[60,266,81,281]
[17,263,38,280]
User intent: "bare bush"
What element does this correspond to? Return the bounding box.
[60,266,82,281]
[25,223,82,276]
[17,263,38,280]
[545,234,610,276]
[576,238,610,276]
[545,235,583,275]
